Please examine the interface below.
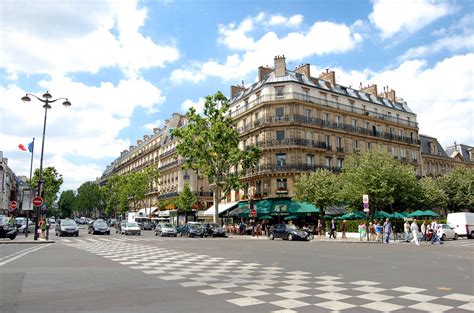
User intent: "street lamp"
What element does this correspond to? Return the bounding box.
[21,91,71,240]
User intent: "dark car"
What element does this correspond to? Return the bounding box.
[137,222,144,230]
[142,221,153,230]
[203,223,227,238]
[180,223,204,238]
[55,219,79,237]
[108,218,117,227]
[269,224,310,241]
[155,223,177,237]
[88,220,110,235]
[0,215,18,240]
[116,220,126,233]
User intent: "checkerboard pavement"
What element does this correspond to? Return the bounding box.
[63,240,474,312]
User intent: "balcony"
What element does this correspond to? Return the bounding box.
[246,163,342,176]
[336,147,344,153]
[158,192,179,199]
[255,138,327,149]
[237,114,420,146]
[158,159,183,171]
[229,91,418,128]
[159,148,177,159]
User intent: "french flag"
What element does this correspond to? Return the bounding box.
[19,141,34,153]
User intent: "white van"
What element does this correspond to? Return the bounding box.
[447,212,474,238]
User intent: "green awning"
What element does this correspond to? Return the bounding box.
[289,201,319,214]
[374,211,393,219]
[337,211,367,220]
[422,210,440,217]
[237,199,319,218]
[407,210,426,217]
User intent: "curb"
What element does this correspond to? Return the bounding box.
[0,240,55,244]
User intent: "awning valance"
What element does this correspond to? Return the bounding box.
[202,201,239,216]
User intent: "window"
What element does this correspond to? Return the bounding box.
[277,178,288,190]
[325,135,331,148]
[242,139,247,150]
[276,130,285,141]
[399,130,403,139]
[306,132,312,141]
[392,146,398,157]
[337,158,344,168]
[254,135,259,145]
[367,142,371,150]
[365,122,370,129]
[276,153,286,167]
[243,118,247,127]
[336,137,343,148]
[412,150,417,161]
[323,112,329,122]
[351,119,357,128]
[335,115,341,126]
[276,107,284,120]
[304,109,312,119]
[325,157,332,167]
[256,180,262,193]
[307,154,315,166]
[353,140,359,151]
[254,112,260,122]
[275,86,284,97]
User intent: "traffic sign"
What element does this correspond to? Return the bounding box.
[250,209,257,217]
[10,201,17,209]
[363,194,369,204]
[32,196,43,207]
[363,203,369,209]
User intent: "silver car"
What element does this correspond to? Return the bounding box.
[155,223,177,237]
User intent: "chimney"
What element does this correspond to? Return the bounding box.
[153,128,160,134]
[319,69,336,86]
[295,63,311,78]
[274,55,286,77]
[137,139,143,145]
[143,135,149,141]
[386,89,396,102]
[230,85,245,98]
[129,145,135,150]
[258,66,273,81]
[361,84,378,96]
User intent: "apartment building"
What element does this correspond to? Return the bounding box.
[100,113,213,211]
[228,55,421,200]
[0,151,20,214]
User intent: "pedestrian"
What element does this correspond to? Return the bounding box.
[383,218,392,244]
[316,219,323,238]
[341,220,347,239]
[329,219,336,239]
[358,223,362,241]
[369,222,376,241]
[375,222,382,241]
[420,221,427,241]
[361,223,367,241]
[410,218,420,246]
[39,218,46,240]
[431,220,443,245]
[404,220,411,242]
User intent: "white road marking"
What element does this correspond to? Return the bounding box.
[0,244,51,266]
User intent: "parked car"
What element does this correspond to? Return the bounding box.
[116,220,126,233]
[180,223,204,238]
[437,224,458,241]
[142,221,153,230]
[447,212,474,239]
[203,223,227,238]
[14,217,26,228]
[55,219,79,237]
[121,222,141,235]
[0,215,17,240]
[17,219,35,234]
[137,222,144,230]
[108,218,117,227]
[155,223,177,237]
[269,224,310,241]
[88,220,110,235]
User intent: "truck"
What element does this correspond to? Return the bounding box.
[447,212,474,239]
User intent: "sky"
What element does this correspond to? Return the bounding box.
[0,0,473,192]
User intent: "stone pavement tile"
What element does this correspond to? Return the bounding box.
[360,301,405,312]
[409,302,453,312]
[243,284,274,290]
[274,291,312,299]
[398,293,438,302]
[314,300,356,311]
[314,285,349,293]
[391,286,426,293]
[457,303,474,311]
[314,275,343,280]
[356,293,394,302]
[235,290,270,297]
[284,279,312,285]
[314,292,352,301]
[179,281,207,287]
[208,282,239,289]
[353,286,387,293]
[349,280,381,286]
[270,299,311,309]
[314,280,345,286]
[226,297,266,307]
[198,288,231,296]
[279,285,312,291]
[442,293,474,302]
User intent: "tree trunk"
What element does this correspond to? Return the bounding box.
[213,186,220,225]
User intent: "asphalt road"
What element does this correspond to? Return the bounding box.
[1,227,473,313]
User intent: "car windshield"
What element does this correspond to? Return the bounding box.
[95,222,107,227]
[0,216,8,225]
[163,223,174,228]
[127,222,138,227]
[189,224,202,229]
[286,224,297,230]
[61,220,76,226]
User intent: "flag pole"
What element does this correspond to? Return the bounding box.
[25,138,35,237]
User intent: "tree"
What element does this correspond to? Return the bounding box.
[294,169,340,229]
[30,166,63,214]
[418,177,448,212]
[123,171,148,212]
[58,190,76,218]
[75,181,103,217]
[144,164,160,218]
[439,167,474,212]
[102,174,128,218]
[340,150,420,215]
[175,183,197,212]
[173,91,261,223]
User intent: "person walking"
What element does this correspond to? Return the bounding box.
[410,218,420,246]
[404,220,411,242]
[329,219,336,239]
[375,222,382,241]
[38,218,46,240]
[316,219,323,238]
[341,220,347,239]
[383,218,392,244]
[431,220,443,245]
[420,221,427,241]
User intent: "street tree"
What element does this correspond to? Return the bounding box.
[123,171,149,212]
[418,177,448,212]
[340,150,419,215]
[30,166,63,214]
[144,164,160,218]
[58,190,76,218]
[294,169,340,229]
[173,91,261,223]
[75,181,103,217]
[439,167,474,212]
[175,183,197,212]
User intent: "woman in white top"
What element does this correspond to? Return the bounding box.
[410,218,420,246]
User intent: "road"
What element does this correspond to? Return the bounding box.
[1,226,473,313]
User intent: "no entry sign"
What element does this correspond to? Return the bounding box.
[10,201,17,209]
[32,196,43,207]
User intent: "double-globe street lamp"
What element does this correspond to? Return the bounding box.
[21,91,71,240]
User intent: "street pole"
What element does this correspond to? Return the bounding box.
[25,138,35,237]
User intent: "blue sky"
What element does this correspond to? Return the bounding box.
[0,0,472,191]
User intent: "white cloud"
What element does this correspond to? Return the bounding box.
[399,34,474,60]
[369,0,454,38]
[268,14,303,26]
[0,0,179,78]
[143,119,163,132]
[175,14,362,84]
[181,98,205,114]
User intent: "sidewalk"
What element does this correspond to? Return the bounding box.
[0,233,55,244]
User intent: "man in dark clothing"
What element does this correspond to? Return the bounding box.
[329,219,337,239]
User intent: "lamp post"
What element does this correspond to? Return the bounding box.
[21,91,71,240]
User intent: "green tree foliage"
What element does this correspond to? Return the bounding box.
[175,183,197,212]
[340,150,420,216]
[102,175,128,217]
[173,91,261,223]
[58,190,76,218]
[439,167,474,212]
[30,166,63,214]
[75,181,103,217]
[294,169,341,224]
[418,177,448,211]
[123,171,148,212]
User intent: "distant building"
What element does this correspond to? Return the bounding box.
[0,151,20,214]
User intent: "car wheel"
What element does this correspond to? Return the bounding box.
[288,234,294,241]
[174,234,177,237]
[441,234,446,241]
[269,233,274,240]
[470,231,474,239]
[107,231,110,235]
[454,233,458,240]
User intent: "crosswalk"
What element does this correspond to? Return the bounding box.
[59,237,157,244]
